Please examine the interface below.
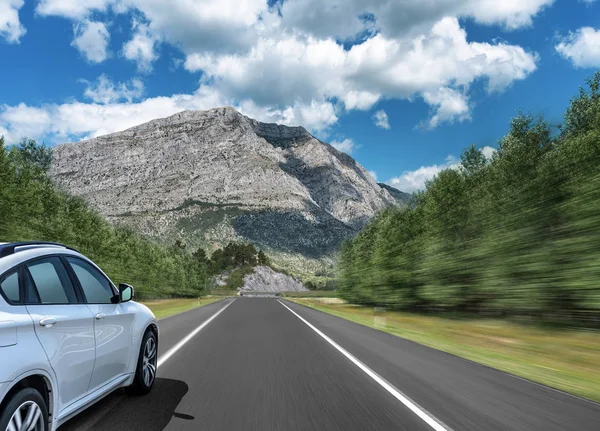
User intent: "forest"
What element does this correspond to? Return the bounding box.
[338,73,600,326]
[202,242,270,275]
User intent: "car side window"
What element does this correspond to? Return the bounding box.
[66,257,115,304]
[26,257,78,304]
[0,270,20,303]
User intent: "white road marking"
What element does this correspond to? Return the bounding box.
[157,298,236,368]
[277,300,451,431]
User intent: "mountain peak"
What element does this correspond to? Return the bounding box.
[50,110,404,268]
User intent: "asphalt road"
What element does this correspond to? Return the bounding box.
[60,298,600,431]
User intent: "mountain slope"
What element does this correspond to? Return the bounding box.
[50,107,406,267]
[378,183,412,205]
[241,266,308,293]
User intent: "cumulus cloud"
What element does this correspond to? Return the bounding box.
[8,0,545,139]
[83,75,144,104]
[0,104,53,143]
[368,170,378,181]
[556,27,600,68]
[278,0,554,40]
[123,20,158,72]
[185,18,537,128]
[36,0,554,43]
[37,0,266,54]
[0,86,223,143]
[330,138,357,154]
[422,87,471,129]
[373,110,390,129]
[36,0,116,20]
[238,99,339,133]
[0,86,341,143]
[386,155,461,193]
[0,0,26,43]
[71,20,110,63]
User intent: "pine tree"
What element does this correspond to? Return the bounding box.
[257,250,270,265]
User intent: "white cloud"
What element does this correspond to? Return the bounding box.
[422,87,471,129]
[36,0,116,20]
[0,87,223,143]
[0,104,53,143]
[0,0,26,43]
[278,0,554,41]
[134,0,266,55]
[35,0,553,43]
[238,99,338,132]
[71,20,110,63]
[556,27,600,68]
[461,0,554,30]
[373,110,390,129]
[330,138,357,154]
[12,0,544,136]
[343,91,381,111]
[122,20,158,72]
[481,145,497,159]
[368,170,378,181]
[185,18,537,128]
[0,86,340,143]
[83,75,144,104]
[37,0,267,53]
[387,155,460,193]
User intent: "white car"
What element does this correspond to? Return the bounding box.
[0,242,159,431]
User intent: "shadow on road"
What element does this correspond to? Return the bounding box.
[59,378,190,431]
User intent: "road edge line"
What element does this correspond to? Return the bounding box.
[158,298,236,368]
[277,299,451,431]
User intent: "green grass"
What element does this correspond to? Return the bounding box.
[140,297,225,319]
[290,299,600,403]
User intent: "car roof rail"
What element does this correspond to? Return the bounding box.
[0,241,80,258]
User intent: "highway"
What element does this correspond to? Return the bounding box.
[60,298,600,430]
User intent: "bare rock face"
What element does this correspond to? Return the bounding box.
[50,107,406,265]
[241,266,308,292]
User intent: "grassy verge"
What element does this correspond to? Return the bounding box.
[141,297,226,319]
[289,299,600,403]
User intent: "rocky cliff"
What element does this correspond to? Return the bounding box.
[241,266,308,292]
[50,107,406,268]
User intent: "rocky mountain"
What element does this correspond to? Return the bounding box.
[50,107,406,270]
[378,183,412,205]
[241,266,308,293]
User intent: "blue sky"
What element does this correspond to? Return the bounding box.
[1,0,599,192]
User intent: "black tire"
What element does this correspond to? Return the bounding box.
[0,387,48,431]
[127,329,158,395]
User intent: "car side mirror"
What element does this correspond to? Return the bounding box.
[119,283,134,303]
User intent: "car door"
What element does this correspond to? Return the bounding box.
[65,256,135,392]
[23,256,96,413]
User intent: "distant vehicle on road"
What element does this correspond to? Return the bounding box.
[0,242,159,431]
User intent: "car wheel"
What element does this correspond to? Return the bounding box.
[128,329,158,395]
[0,387,48,431]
